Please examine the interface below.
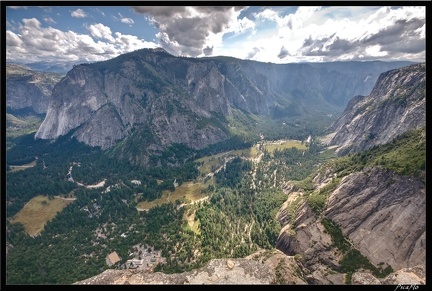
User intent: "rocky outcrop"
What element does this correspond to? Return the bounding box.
[275,166,425,284]
[274,63,426,284]
[275,201,346,284]
[352,265,426,285]
[73,244,425,285]
[324,167,426,271]
[74,250,308,285]
[34,48,414,164]
[6,63,64,115]
[329,63,426,155]
[75,259,275,285]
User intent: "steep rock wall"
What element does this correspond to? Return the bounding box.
[329,63,426,155]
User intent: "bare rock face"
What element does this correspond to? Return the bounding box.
[74,250,309,285]
[73,248,425,285]
[274,62,427,285]
[275,166,425,285]
[275,202,346,284]
[6,63,63,115]
[34,48,414,165]
[324,167,426,271]
[74,259,274,285]
[35,66,107,140]
[381,265,426,285]
[329,63,426,155]
[352,265,426,285]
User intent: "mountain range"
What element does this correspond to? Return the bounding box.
[32,48,414,167]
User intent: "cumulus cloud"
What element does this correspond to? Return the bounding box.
[246,6,426,63]
[113,13,135,26]
[5,6,426,66]
[6,30,23,47]
[71,8,87,18]
[6,17,157,65]
[87,23,115,43]
[297,7,425,61]
[256,6,321,30]
[132,6,248,57]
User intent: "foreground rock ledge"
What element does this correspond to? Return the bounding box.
[74,258,276,285]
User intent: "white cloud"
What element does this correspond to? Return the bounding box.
[43,17,56,24]
[232,6,425,63]
[6,17,158,65]
[8,6,28,9]
[121,18,134,25]
[88,23,115,43]
[5,6,426,66]
[6,30,23,47]
[71,8,87,18]
[133,6,248,57]
[365,44,387,57]
[114,32,158,52]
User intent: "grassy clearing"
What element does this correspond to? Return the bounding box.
[136,181,208,210]
[183,208,201,235]
[6,114,44,140]
[8,160,37,173]
[10,195,73,236]
[195,149,254,176]
[196,154,227,176]
[263,140,307,154]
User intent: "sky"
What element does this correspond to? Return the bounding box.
[5,5,426,67]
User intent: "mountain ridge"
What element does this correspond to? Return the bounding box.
[33,48,415,166]
[328,62,425,155]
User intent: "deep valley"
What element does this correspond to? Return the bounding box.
[4,51,426,285]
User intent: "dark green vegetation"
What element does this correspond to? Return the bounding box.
[6,113,45,149]
[5,120,424,284]
[297,127,426,218]
[322,218,394,284]
[330,127,426,182]
[6,125,332,284]
[225,107,338,146]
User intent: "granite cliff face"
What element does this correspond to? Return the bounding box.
[6,63,64,115]
[273,63,426,284]
[274,164,425,284]
[324,167,425,270]
[34,48,413,165]
[328,62,426,155]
